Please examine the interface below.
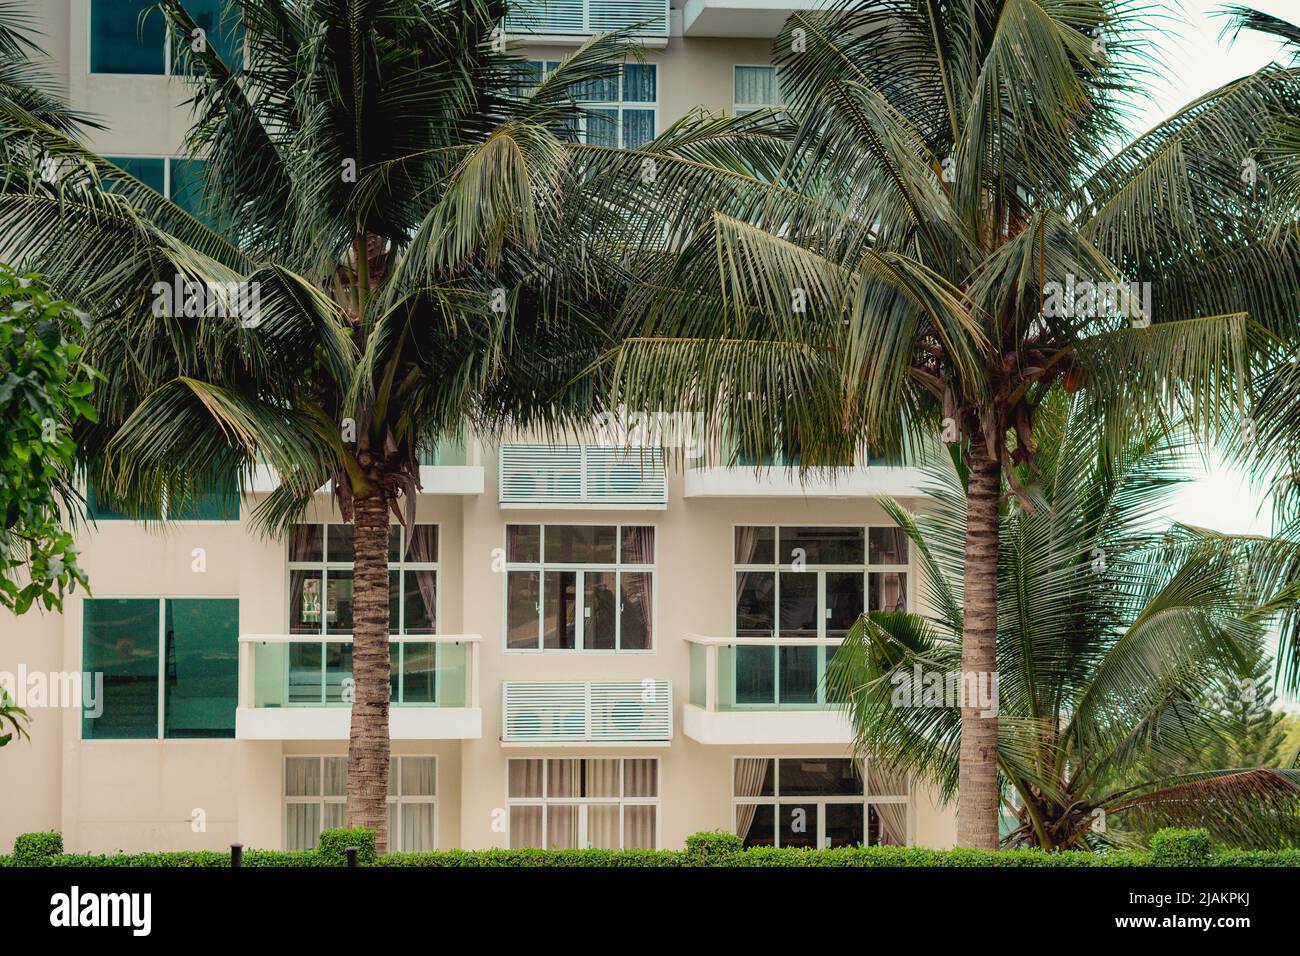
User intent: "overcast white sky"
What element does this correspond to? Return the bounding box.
[1135,1,1293,537]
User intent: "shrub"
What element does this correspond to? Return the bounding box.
[1149,828,1213,867]
[316,827,376,866]
[684,830,743,863]
[12,831,62,865]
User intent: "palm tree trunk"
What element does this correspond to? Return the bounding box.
[958,439,1000,849]
[347,488,391,853]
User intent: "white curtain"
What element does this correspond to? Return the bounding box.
[624,759,657,798]
[401,803,435,851]
[623,805,656,849]
[508,759,544,798]
[588,805,620,849]
[401,756,436,797]
[285,803,320,851]
[734,66,778,107]
[870,761,909,845]
[587,758,620,798]
[733,758,770,842]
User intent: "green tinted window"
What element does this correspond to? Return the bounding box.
[83,599,159,739]
[174,0,244,71]
[164,599,238,738]
[168,158,212,225]
[90,0,166,74]
[169,465,240,520]
[85,477,161,521]
[103,156,166,196]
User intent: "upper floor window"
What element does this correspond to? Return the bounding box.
[505,524,654,651]
[82,597,238,739]
[287,523,439,637]
[86,467,238,521]
[90,0,243,75]
[733,757,908,848]
[733,65,783,115]
[507,757,659,849]
[734,526,908,639]
[522,61,657,148]
[103,155,218,229]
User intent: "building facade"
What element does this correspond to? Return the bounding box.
[0,0,958,854]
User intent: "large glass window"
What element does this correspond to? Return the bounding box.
[733,65,783,114]
[505,525,654,651]
[284,755,436,851]
[507,758,658,849]
[86,464,236,521]
[83,598,238,739]
[733,757,909,848]
[102,156,219,231]
[287,524,439,704]
[91,0,242,74]
[522,61,657,148]
[732,526,908,707]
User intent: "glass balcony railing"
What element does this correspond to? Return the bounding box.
[688,636,845,711]
[243,635,479,709]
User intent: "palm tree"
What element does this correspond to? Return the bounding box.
[587,0,1300,847]
[0,0,646,851]
[825,392,1300,850]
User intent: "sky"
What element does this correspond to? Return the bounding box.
[1135,1,1292,538]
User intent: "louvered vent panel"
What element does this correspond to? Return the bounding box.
[499,445,666,506]
[502,681,673,742]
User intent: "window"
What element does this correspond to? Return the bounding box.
[733,757,908,848]
[507,758,658,849]
[733,526,908,707]
[733,65,783,115]
[287,524,439,704]
[284,756,436,851]
[82,598,238,739]
[505,524,654,651]
[102,156,220,230]
[522,61,657,148]
[90,0,243,75]
[85,466,237,521]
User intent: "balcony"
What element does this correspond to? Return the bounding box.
[683,635,852,744]
[499,444,667,509]
[247,438,484,497]
[504,0,670,41]
[501,680,673,745]
[684,450,927,499]
[235,634,482,740]
[681,0,825,38]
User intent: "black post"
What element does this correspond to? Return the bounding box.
[230,843,243,868]
[345,846,359,868]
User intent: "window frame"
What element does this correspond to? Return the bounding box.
[524,60,658,148]
[88,0,243,76]
[282,755,437,852]
[80,595,240,740]
[505,757,661,850]
[502,523,656,654]
[731,756,911,848]
[732,64,784,115]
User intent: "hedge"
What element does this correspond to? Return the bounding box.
[5,827,1297,867]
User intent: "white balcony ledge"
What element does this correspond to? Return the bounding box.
[684,464,929,498]
[246,463,484,496]
[235,706,482,740]
[682,703,852,745]
[681,0,825,37]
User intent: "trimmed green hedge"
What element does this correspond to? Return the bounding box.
[7,827,1297,867]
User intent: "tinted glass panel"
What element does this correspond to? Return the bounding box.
[543,571,577,649]
[403,569,436,634]
[544,525,616,564]
[405,525,438,562]
[168,158,215,228]
[169,465,239,520]
[289,570,323,634]
[779,804,818,848]
[870,572,907,612]
[780,758,862,796]
[584,570,616,650]
[734,526,775,564]
[738,803,775,847]
[506,571,540,649]
[869,527,909,565]
[326,524,354,563]
[620,526,654,564]
[85,476,161,521]
[91,0,165,73]
[163,598,237,738]
[83,599,158,738]
[289,525,323,562]
[619,572,653,650]
[780,527,864,565]
[735,571,774,637]
[174,0,244,72]
[778,572,817,637]
[779,644,818,703]
[324,571,354,634]
[826,803,865,847]
[104,156,165,195]
[735,645,775,705]
[507,525,540,563]
[826,572,864,638]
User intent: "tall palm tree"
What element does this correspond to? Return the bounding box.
[825,392,1300,850]
[586,0,1300,847]
[0,0,647,851]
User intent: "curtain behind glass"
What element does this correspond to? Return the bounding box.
[286,803,320,851]
[734,66,777,106]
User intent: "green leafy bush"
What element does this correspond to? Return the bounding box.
[12,830,62,865]
[1149,828,1213,867]
[8,827,1295,867]
[317,827,376,866]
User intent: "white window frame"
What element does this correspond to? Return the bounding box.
[505,757,661,850]
[503,523,656,653]
[731,756,911,848]
[525,60,658,148]
[732,64,784,115]
[283,755,437,852]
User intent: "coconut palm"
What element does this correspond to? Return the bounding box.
[824,392,1300,850]
[587,0,1300,846]
[0,0,657,851]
